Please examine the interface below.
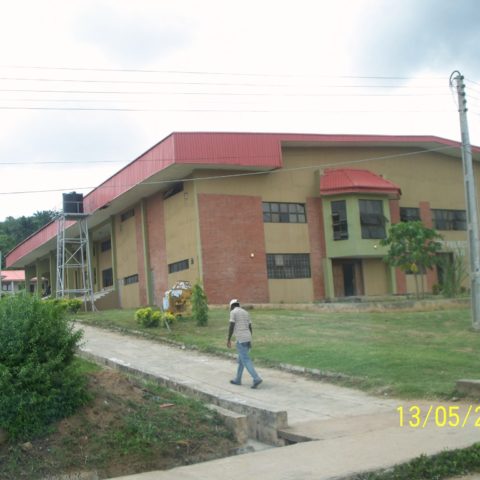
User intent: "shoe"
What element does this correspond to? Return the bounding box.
[230,380,241,385]
[251,379,263,389]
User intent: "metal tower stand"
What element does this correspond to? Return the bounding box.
[56,213,96,311]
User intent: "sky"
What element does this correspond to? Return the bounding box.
[0,0,479,221]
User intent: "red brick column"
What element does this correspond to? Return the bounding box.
[134,204,148,305]
[198,193,269,304]
[389,198,406,294]
[306,197,326,300]
[419,201,433,228]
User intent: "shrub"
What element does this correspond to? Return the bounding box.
[44,297,82,313]
[66,298,83,313]
[191,283,208,326]
[135,307,161,328]
[162,311,176,326]
[0,294,89,440]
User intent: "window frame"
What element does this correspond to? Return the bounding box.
[168,259,189,274]
[359,199,387,239]
[331,200,348,240]
[266,253,311,279]
[100,239,111,252]
[262,202,306,223]
[102,268,113,288]
[432,209,467,231]
[120,209,135,222]
[400,207,421,223]
[124,274,139,285]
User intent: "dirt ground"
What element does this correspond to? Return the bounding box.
[0,368,238,480]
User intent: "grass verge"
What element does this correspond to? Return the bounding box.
[0,358,236,480]
[353,442,480,480]
[76,306,480,399]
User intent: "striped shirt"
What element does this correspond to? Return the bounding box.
[229,307,252,343]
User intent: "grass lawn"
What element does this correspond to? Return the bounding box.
[76,306,480,399]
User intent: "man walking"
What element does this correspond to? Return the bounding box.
[227,299,263,389]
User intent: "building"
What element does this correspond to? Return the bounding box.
[5,132,480,308]
[0,270,25,295]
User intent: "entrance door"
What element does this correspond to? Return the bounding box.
[332,259,364,297]
[343,263,355,296]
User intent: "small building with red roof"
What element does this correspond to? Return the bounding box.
[1,270,25,295]
[5,132,479,306]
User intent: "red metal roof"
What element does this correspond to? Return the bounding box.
[5,132,472,268]
[320,168,401,196]
[1,270,25,282]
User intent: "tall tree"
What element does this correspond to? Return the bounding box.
[0,210,57,268]
[380,221,443,298]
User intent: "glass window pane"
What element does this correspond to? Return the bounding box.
[280,203,288,213]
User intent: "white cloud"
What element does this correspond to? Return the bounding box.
[0,0,478,221]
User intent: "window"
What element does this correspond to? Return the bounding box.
[432,209,466,231]
[100,239,111,252]
[266,254,311,279]
[168,259,189,274]
[163,182,184,199]
[120,209,134,222]
[102,268,113,288]
[359,199,387,239]
[124,274,139,285]
[400,207,420,222]
[331,200,348,240]
[262,202,306,223]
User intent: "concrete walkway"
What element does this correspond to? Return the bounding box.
[79,325,480,480]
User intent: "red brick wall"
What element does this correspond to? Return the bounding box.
[198,193,269,304]
[146,193,168,306]
[389,198,406,294]
[135,205,147,305]
[306,197,326,300]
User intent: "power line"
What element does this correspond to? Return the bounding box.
[0,88,451,97]
[0,145,460,195]
[0,105,454,113]
[0,64,448,80]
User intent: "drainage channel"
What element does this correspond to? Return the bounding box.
[80,350,297,448]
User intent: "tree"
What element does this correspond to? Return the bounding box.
[437,245,469,298]
[191,283,209,326]
[380,221,443,298]
[0,210,57,268]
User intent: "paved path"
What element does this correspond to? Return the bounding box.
[79,325,480,480]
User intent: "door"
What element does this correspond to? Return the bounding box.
[343,263,355,296]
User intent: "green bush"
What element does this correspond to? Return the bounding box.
[0,294,89,440]
[162,311,176,325]
[44,297,83,313]
[135,307,161,328]
[66,298,83,313]
[191,283,208,326]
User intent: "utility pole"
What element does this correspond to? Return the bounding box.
[450,71,480,330]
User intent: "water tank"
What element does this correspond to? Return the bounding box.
[63,192,84,214]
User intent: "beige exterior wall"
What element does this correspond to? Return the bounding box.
[268,279,313,303]
[164,182,200,286]
[264,224,310,252]
[363,258,390,296]
[115,207,140,309]
[406,273,428,295]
